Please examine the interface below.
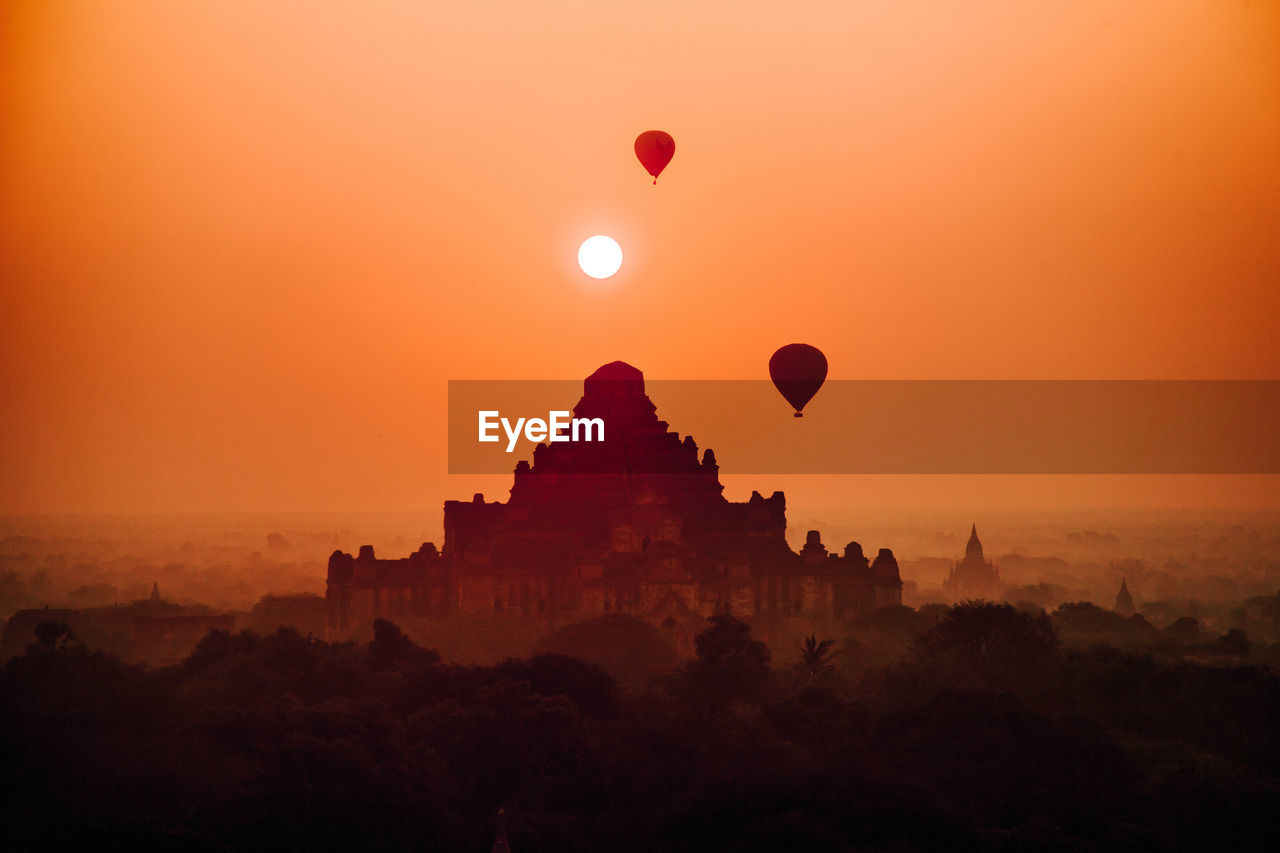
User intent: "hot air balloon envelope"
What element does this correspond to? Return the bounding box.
[769,344,828,417]
[634,130,675,183]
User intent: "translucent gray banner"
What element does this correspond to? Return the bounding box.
[448,380,1280,474]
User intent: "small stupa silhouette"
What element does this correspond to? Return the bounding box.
[1114,577,1135,617]
[491,808,511,853]
[149,582,161,602]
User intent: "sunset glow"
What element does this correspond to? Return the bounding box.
[1,0,1277,517]
[3,5,1280,848]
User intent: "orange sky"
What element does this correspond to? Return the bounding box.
[2,1,1278,516]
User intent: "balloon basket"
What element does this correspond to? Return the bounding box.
[793,412,803,418]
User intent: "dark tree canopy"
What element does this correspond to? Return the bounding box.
[909,601,1060,694]
[2,606,1279,852]
[677,614,773,710]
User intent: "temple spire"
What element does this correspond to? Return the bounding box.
[946,523,1000,599]
[491,808,511,853]
[1115,577,1135,617]
[965,523,983,560]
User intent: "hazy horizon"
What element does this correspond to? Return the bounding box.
[4,1,1278,515]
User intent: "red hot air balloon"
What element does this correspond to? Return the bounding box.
[769,344,828,417]
[634,130,675,184]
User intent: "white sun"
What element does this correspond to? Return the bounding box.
[577,235,622,279]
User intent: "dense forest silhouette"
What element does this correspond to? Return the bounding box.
[2,603,1279,852]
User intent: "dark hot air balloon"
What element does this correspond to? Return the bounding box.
[634,130,675,184]
[769,344,828,417]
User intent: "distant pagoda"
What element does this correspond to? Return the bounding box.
[1114,577,1135,617]
[491,808,510,853]
[943,524,1002,600]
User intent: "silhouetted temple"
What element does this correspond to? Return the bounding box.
[490,809,510,853]
[943,523,1002,599]
[1114,577,1135,617]
[326,362,902,653]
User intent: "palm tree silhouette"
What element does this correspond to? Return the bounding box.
[798,634,839,685]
